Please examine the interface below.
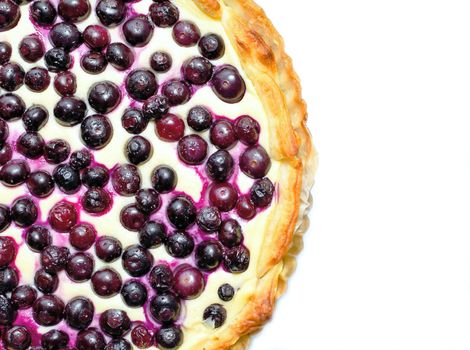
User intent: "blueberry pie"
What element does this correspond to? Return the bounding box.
[0,0,315,348]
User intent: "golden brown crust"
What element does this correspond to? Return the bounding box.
[189,1,317,349]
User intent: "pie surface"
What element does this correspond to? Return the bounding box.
[0,0,315,349]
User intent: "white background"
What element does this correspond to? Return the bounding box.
[251,1,470,349]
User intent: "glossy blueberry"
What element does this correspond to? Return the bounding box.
[0,118,7,147]
[122,244,154,277]
[149,1,178,27]
[234,115,260,145]
[4,326,31,350]
[0,159,30,187]
[96,0,126,27]
[91,268,122,297]
[195,240,223,271]
[0,204,10,232]
[25,225,51,252]
[0,236,15,268]
[165,231,194,258]
[54,96,87,126]
[82,165,109,188]
[156,326,183,350]
[25,66,50,92]
[223,245,250,273]
[64,297,94,330]
[44,48,71,72]
[83,24,110,50]
[187,105,212,131]
[121,108,148,134]
[125,135,153,165]
[121,279,147,307]
[34,268,58,293]
[22,105,48,131]
[58,0,90,22]
[99,309,131,337]
[125,69,157,101]
[41,329,69,350]
[123,15,154,47]
[53,164,81,194]
[0,143,11,165]
[131,324,153,349]
[81,114,113,149]
[19,34,45,63]
[81,51,108,74]
[120,204,147,231]
[183,56,213,85]
[196,206,221,233]
[49,22,83,51]
[105,339,132,350]
[211,65,246,103]
[142,94,169,120]
[88,81,121,113]
[0,41,11,64]
[218,219,243,248]
[66,252,94,282]
[11,285,37,309]
[11,197,38,227]
[30,0,57,27]
[76,328,106,350]
[203,304,227,328]
[17,132,45,159]
[166,196,196,229]
[161,79,190,106]
[199,33,225,60]
[0,266,18,293]
[210,119,237,150]
[206,150,234,182]
[177,134,208,165]
[40,245,71,273]
[208,182,238,212]
[69,223,96,250]
[0,93,25,121]
[0,294,15,325]
[250,177,274,208]
[150,51,172,72]
[106,42,134,70]
[156,114,185,142]
[236,195,256,220]
[111,163,141,196]
[239,145,271,179]
[151,165,177,193]
[139,221,166,250]
[70,149,92,170]
[136,188,161,214]
[0,62,24,91]
[218,283,235,301]
[32,295,65,326]
[27,170,55,198]
[82,188,112,214]
[48,201,78,232]
[44,139,71,164]
[150,292,180,324]
[172,20,200,47]
[54,71,76,96]
[95,235,122,262]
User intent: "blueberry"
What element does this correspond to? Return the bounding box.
[53,71,76,96]
[41,329,69,350]
[96,0,126,27]
[54,96,87,126]
[44,139,71,164]
[49,22,82,51]
[0,159,30,187]
[69,223,96,251]
[150,51,172,72]
[81,51,108,74]
[142,94,169,120]
[211,65,246,103]
[11,197,38,227]
[122,244,153,277]
[135,188,161,215]
[22,105,49,131]
[27,170,55,198]
[120,204,147,232]
[121,279,147,307]
[34,268,58,293]
[70,149,92,170]
[76,328,106,350]
[166,196,196,229]
[16,132,45,159]
[250,177,274,208]
[165,231,194,258]
[30,0,57,27]
[218,283,235,301]
[172,20,200,47]
[150,292,181,324]
[66,252,94,282]
[121,108,148,134]
[111,164,141,196]
[44,48,72,72]
[149,1,178,28]
[11,285,37,309]
[80,114,113,149]
[161,79,191,106]
[40,245,71,273]
[0,266,18,293]
[138,220,165,248]
[4,326,31,350]
[196,206,221,233]
[0,0,20,32]
[99,309,131,337]
[195,240,223,271]
[125,69,157,101]
[0,62,24,91]
[0,41,11,64]
[206,150,234,182]
[48,201,78,232]
[223,245,250,273]
[0,93,25,121]
[32,295,65,326]
[177,134,208,165]
[203,304,227,328]
[83,25,110,50]
[88,81,121,114]
[95,235,122,262]
[208,182,238,212]
[156,326,183,350]
[91,268,122,297]
[187,105,212,131]
[151,165,177,193]
[53,164,81,194]
[58,0,90,22]
[198,33,225,60]
[123,15,154,47]
[125,136,153,165]
[106,42,134,70]
[19,34,45,63]
[183,56,213,85]
[64,296,94,330]
[25,225,51,252]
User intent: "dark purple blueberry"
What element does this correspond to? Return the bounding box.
[203,304,226,328]
[156,114,185,142]
[150,292,180,324]
[161,79,191,106]
[150,51,172,72]
[96,0,126,27]
[99,309,131,338]
[121,108,148,134]
[211,65,246,103]
[0,159,30,187]
[218,283,235,301]
[0,0,20,32]
[69,223,96,250]
[136,188,160,214]
[223,245,250,273]
[123,15,154,47]
[208,182,238,212]
[234,115,260,145]
[183,56,213,85]
[81,188,112,214]
[131,324,153,349]
[142,94,169,120]
[139,220,165,249]
[156,326,183,350]
[165,231,194,258]
[44,48,71,72]
[30,0,56,27]
[49,22,82,51]
[44,139,70,164]
[58,0,90,22]
[54,96,87,126]
[111,164,141,196]
[236,195,256,220]
[81,114,113,150]
[0,143,11,165]
[195,240,222,271]
[81,51,108,74]
[88,81,121,113]
[41,329,69,350]
[0,93,25,121]
[95,236,122,262]
[105,339,132,350]
[25,225,51,252]
[0,294,15,325]
[0,62,24,91]
[172,20,200,47]
[53,70,76,96]
[91,268,122,297]
[66,252,94,282]
[151,165,177,193]
[166,196,196,229]
[53,164,81,194]
[121,279,147,307]
[218,219,243,248]
[70,149,92,170]
[148,263,173,291]
[0,118,7,146]
[19,34,45,63]
[22,105,48,131]
[17,132,45,159]
[25,66,50,92]
[177,134,208,165]
[27,170,55,198]
[126,136,152,165]
[120,204,147,232]
[187,106,212,131]
[4,326,31,350]
[206,150,234,182]
[210,119,237,150]
[33,295,65,326]
[76,328,106,350]
[65,297,94,330]
[125,69,157,101]
[40,245,71,273]
[11,197,38,227]
[11,285,37,309]
[0,236,15,268]
[106,42,134,70]
[82,165,109,188]
[34,268,58,293]
[0,204,10,232]
[0,266,18,293]
[48,201,78,232]
[122,244,153,277]
[149,1,178,28]
[239,145,271,179]
[199,33,225,60]
[196,206,221,233]
[83,24,110,50]
[0,41,11,64]
[250,177,274,208]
